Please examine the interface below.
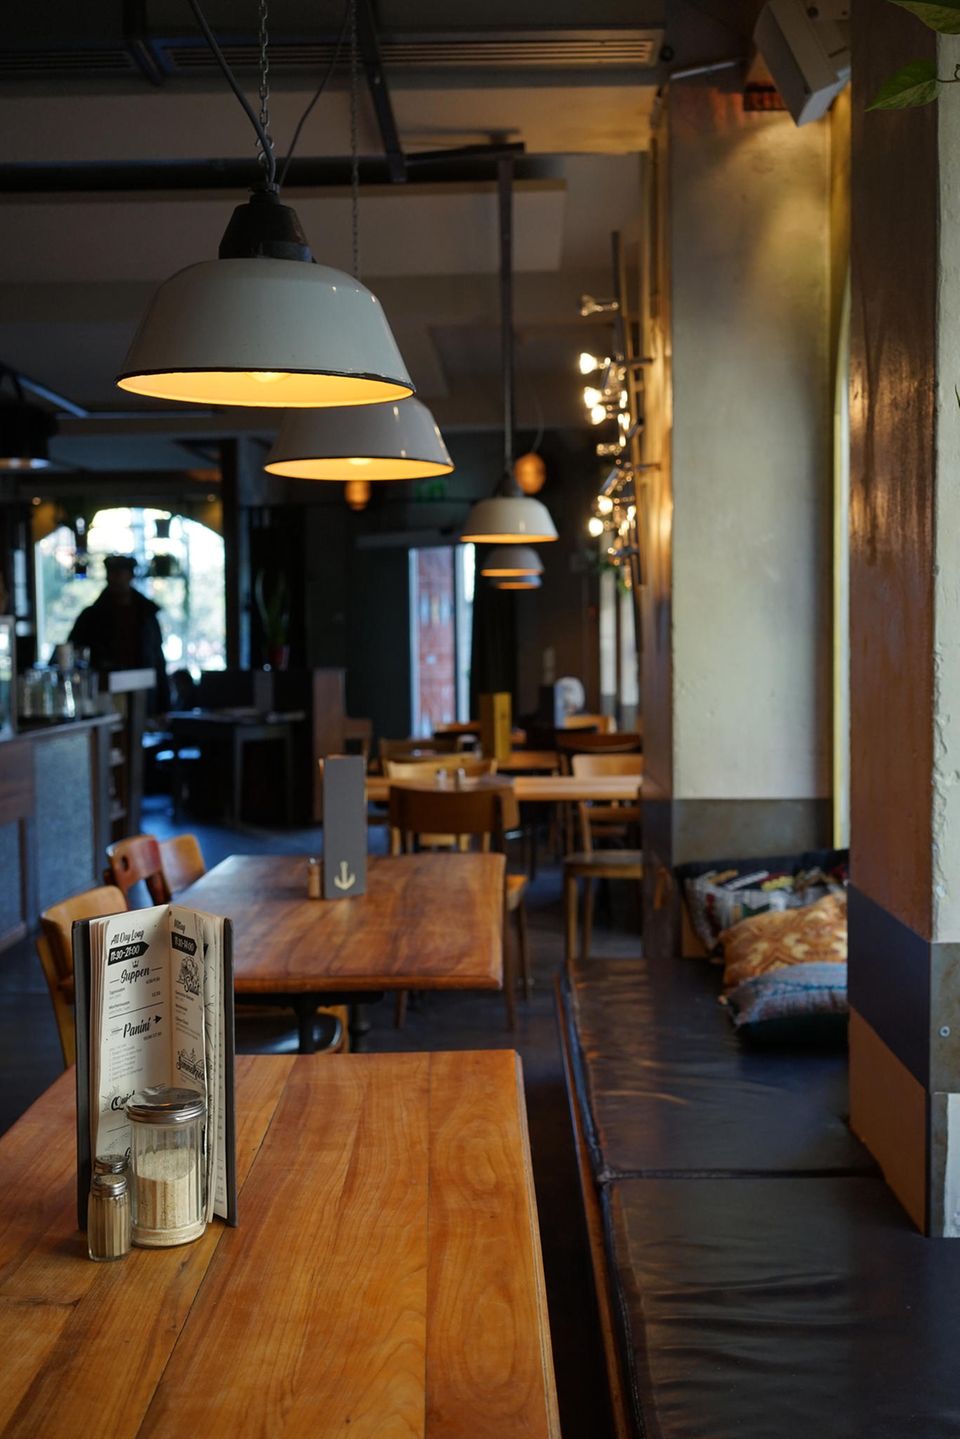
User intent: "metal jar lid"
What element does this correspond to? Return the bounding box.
[95,1153,129,1174]
[91,1172,128,1198]
[125,1085,206,1125]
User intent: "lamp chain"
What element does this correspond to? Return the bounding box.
[349,0,360,279]
[257,0,276,189]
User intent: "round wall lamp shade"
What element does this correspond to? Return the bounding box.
[264,398,452,481]
[480,545,543,578]
[116,258,414,409]
[460,495,558,544]
[497,575,542,590]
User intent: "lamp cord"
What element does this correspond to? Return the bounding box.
[187,0,278,190]
[349,0,360,279]
[277,0,351,188]
[256,0,275,187]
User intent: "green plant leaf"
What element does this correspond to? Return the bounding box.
[868,59,940,109]
[889,0,960,33]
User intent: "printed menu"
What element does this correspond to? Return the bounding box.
[73,904,236,1229]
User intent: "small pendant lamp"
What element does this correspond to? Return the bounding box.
[265,398,452,481]
[344,479,371,510]
[480,545,543,579]
[514,452,546,495]
[116,1,412,410]
[495,574,542,591]
[461,158,558,546]
[0,370,54,471]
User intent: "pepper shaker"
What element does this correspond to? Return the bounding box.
[307,856,321,899]
[87,1171,131,1262]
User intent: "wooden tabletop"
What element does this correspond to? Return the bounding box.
[179,852,504,994]
[367,773,642,806]
[0,1051,561,1439]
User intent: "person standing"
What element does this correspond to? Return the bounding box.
[69,555,170,713]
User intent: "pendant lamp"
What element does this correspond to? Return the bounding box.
[116,1,412,409]
[461,159,558,545]
[0,370,54,471]
[480,545,543,578]
[496,575,542,591]
[265,396,452,481]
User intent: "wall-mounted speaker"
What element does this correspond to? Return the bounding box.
[753,0,850,126]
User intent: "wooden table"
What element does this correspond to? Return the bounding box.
[167,709,302,826]
[367,772,642,807]
[180,853,505,1051]
[0,1051,561,1439]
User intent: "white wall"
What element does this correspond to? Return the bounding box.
[668,82,833,801]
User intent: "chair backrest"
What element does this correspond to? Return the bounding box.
[378,738,441,764]
[571,753,645,778]
[106,833,169,905]
[385,757,497,782]
[159,833,206,894]
[38,883,128,1068]
[388,784,505,853]
[562,713,617,733]
[556,730,642,774]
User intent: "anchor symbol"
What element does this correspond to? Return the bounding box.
[333,860,357,892]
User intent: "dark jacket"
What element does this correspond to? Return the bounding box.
[69,587,171,713]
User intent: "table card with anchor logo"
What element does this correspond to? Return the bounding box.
[321,754,367,900]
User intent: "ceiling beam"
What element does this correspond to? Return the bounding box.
[356,0,407,183]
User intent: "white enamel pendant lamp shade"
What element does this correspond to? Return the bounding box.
[480,545,543,578]
[265,398,452,481]
[461,495,558,544]
[496,574,542,590]
[116,192,413,409]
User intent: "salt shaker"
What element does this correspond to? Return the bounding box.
[126,1086,207,1248]
[307,856,321,899]
[87,1171,131,1262]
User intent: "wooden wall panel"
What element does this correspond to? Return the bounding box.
[849,0,937,937]
[849,1009,928,1232]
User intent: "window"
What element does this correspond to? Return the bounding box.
[409,544,474,736]
[35,507,226,674]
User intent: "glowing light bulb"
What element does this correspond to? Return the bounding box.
[347,456,373,466]
[248,371,284,384]
[590,404,607,426]
[583,386,602,409]
[587,516,605,538]
[579,351,600,375]
[619,390,629,408]
[596,495,614,515]
[627,504,636,521]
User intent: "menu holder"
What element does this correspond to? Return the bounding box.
[73,904,237,1232]
[321,754,367,900]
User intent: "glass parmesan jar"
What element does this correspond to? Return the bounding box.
[126,1086,206,1248]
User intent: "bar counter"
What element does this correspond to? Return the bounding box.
[0,715,116,952]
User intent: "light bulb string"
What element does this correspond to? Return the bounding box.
[187,0,278,190]
[349,0,361,280]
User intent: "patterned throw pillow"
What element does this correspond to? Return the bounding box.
[722,962,849,1048]
[720,892,848,992]
[683,862,845,956]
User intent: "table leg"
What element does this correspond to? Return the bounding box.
[348,1003,368,1051]
[283,729,294,826]
[231,732,244,827]
[293,997,318,1054]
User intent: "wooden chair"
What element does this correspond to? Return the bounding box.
[36,884,128,1067]
[563,851,644,967]
[562,713,617,733]
[384,759,497,854]
[554,733,643,852]
[571,753,644,853]
[159,833,206,893]
[388,784,530,1031]
[378,738,443,768]
[105,833,170,905]
[344,716,372,767]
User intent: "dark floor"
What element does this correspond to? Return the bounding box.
[1,795,642,1439]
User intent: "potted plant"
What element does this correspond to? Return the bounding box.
[254,570,291,671]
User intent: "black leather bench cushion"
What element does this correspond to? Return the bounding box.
[566,957,874,1179]
[604,1176,960,1439]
